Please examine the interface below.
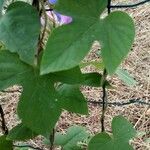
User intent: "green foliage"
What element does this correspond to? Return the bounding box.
[15,148,29,150]
[17,73,61,134]
[0,1,40,65]
[0,50,61,134]
[57,84,88,115]
[0,50,32,90]
[0,0,4,16]
[45,125,89,150]
[116,68,137,86]
[52,67,84,84]
[0,135,13,150]
[80,61,136,87]
[51,67,106,87]
[41,0,134,75]
[7,123,37,141]
[88,116,136,150]
[0,0,136,149]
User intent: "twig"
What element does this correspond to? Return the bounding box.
[134,107,149,128]
[110,0,150,9]
[13,144,43,150]
[0,105,8,135]
[88,98,150,106]
[50,128,55,150]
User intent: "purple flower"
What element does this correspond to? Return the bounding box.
[48,0,57,5]
[47,0,73,25]
[58,14,73,25]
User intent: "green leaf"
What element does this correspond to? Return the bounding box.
[112,116,136,142]
[99,12,135,74]
[88,116,136,150]
[17,74,61,134]
[0,135,13,150]
[57,84,88,115]
[52,66,84,84]
[0,50,61,134]
[15,148,29,150]
[82,73,104,87]
[0,1,40,65]
[45,125,89,150]
[116,68,137,86]
[0,50,32,90]
[41,0,107,74]
[82,73,111,88]
[7,123,37,141]
[80,61,104,71]
[0,0,4,16]
[41,0,134,75]
[52,66,109,87]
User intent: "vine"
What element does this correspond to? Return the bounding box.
[0,0,149,149]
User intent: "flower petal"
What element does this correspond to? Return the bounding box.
[48,0,57,4]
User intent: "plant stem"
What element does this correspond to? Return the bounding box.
[0,105,8,135]
[49,128,55,150]
[32,0,43,61]
[100,0,111,132]
[100,69,108,132]
[32,0,39,11]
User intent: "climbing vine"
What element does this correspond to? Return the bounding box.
[0,0,149,149]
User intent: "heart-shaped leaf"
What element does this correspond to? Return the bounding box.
[41,0,135,75]
[0,50,61,134]
[17,74,61,134]
[0,1,40,65]
[45,125,89,150]
[88,116,136,150]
